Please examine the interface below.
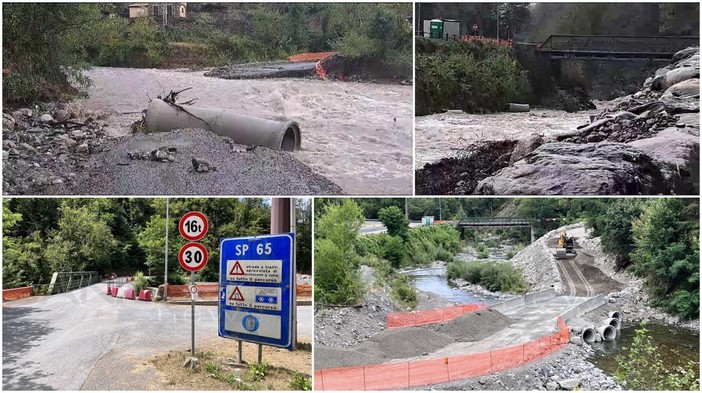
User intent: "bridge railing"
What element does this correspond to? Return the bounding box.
[457,217,531,227]
[47,271,100,295]
[539,34,699,55]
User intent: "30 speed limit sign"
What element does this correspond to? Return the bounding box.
[179,212,208,241]
[179,243,209,272]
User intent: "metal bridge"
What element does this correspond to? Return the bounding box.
[457,217,531,228]
[538,35,699,61]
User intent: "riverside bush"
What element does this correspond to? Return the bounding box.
[405,224,462,266]
[447,260,528,293]
[415,38,525,115]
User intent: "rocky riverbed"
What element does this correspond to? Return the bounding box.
[416,46,700,195]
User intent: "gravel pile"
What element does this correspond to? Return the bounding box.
[314,345,384,369]
[69,128,343,195]
[435,309,513,342]
[355,327,456,360]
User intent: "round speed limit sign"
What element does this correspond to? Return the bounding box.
[178,243,209,272]
[179,212,208,241]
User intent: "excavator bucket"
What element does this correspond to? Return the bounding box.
[554,247,577,259]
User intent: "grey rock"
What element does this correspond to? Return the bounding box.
[76,143,89,154]
[182,356,199,369]
[474,143,673,195]
[39,114,54,123]
[54,109,70,122]
[558,378,581,390]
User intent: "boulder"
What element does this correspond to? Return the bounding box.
[558,378,581,390]
[659,92,700,114]
[3,113,16,131]
[510,135,544,165]
[39,114,54,123]
[663,78,699,98]
[673,47,699,62]
[473,142,674,195]
[652,67,699,91]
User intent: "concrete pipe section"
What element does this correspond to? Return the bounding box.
[608,311,623,322]
[602,317,621,331]
[581,326,597,344]
[596,325,617,341]
[508,103,530,112]
[145,99,302,152]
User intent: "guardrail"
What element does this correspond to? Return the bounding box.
[47,271,100,295]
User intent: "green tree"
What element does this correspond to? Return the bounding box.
[378,206,409,240]
[631,199,699,319]
[44,204,117,273]
[595,199,645,269]
[314,199,365,305]
[2,3,102,103]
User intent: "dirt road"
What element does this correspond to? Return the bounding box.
[548,238,624,297]
[79,67,413,195]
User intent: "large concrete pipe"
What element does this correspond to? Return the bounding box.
[581,327,596,345]
[602,317,621,331]
[608,311,622,322]
[596,325,616,341]
[508,103,530,112]
[145,99,301,151]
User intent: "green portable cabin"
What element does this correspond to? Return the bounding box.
[429,19,443,39]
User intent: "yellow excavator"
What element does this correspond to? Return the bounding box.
[555,231,577,259]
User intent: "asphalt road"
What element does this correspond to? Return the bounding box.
[360,219,423,235]
[2,283,311,390]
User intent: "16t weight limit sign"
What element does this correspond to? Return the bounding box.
[179,211,208,241]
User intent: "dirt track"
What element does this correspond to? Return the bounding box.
[548,238,625,297]
[79,67,413,195]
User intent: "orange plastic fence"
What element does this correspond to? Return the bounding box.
[2,286,32,301]
[387,303,488,328]
[316,316,570,390]
[297,284,312,297]
[288,51,338,63]
[460,35,513,46]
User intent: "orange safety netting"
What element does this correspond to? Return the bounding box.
[315,315,571,390]
[288,51,339,63]
[460,35,513,46]
[387,303,488,328]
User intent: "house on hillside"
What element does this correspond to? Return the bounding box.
[128,3,187,19]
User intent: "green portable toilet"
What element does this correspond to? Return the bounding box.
[429,19,443,39]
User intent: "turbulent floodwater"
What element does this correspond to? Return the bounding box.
[414,107,605,168]
[78,67,413,195]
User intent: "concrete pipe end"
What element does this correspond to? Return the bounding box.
[280,122,301,152]
[581,327,596,345]
[597,325,616,341]
[603,317,621,331]
[608,311,623,322]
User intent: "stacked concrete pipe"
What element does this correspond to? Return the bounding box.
[145,99,302,152]
[596,324,617,341]
[581,326,597,344]
[602,317,621,331]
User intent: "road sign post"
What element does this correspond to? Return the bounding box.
[178,211,209,357]
[219,233,295,364]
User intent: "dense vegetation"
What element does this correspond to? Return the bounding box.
[314,199,463,307]
[2,198,312,290]
[3,2,412,104]
[447,260,528,294]
[415,39,525,115]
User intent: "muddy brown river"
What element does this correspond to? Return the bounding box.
[415,107,606,168]
[78,67,413,195]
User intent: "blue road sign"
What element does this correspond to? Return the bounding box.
[219,233,295,349]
